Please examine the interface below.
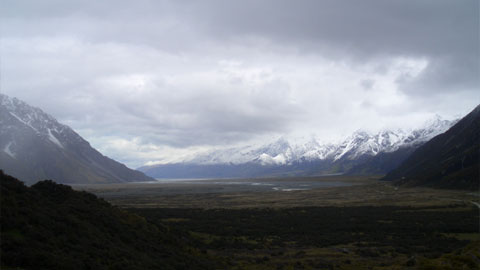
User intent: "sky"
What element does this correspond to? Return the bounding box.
[1,0,479,168]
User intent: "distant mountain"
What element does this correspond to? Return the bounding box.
[0,94,153,184]
[139,117,455,179]
[383,105,480,190]
[0,171,214,269]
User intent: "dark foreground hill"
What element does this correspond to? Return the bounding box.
[383,105,480,190]
[0,94,153,184]
[0,171,215,270]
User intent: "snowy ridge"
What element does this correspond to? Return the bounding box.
[0,94,83,157]
[179,118,455,166]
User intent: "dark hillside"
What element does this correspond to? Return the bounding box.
[346,146,417,175]
[383,105,480,190]
[0,171,215,270]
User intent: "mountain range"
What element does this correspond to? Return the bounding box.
[139,117,455,179]
[0,94,153,184]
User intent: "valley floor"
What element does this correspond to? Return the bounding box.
[74,176,478,209]
[75,176,480,269]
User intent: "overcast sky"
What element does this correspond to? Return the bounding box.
[1,0,479,168]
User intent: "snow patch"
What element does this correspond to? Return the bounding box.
[48,129,64,149]
[258,153,287,165]
[258,153,275,165]
[3,142,16,159]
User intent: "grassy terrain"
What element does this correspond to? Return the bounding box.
[78,176,479,269]
[133,205,479,270]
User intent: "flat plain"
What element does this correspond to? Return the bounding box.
[73,176,478,209]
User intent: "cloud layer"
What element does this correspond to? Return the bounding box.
[1,0,478,168]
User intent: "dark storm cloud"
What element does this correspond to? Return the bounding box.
[190,0,478,93]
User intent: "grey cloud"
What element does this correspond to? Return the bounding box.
[4,1,477,57]
[400,55,479,95]
[360,80,375,91]
[190,1,476,53]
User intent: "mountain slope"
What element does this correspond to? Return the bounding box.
[0,94,153,184]
[139,118,454,179]
[346,146,417,175]
[0,171,215,270]
[383,105,480,190]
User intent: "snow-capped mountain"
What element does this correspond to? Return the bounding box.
[176,118,454,166]
[0,94,153,184]
[139,117,455,178]
[1,94,82,154]
[330,119,453,162]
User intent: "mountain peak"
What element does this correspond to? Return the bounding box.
[0,94,83,152]
[0,94,153,184]
[423,114,452,130]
